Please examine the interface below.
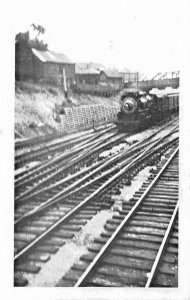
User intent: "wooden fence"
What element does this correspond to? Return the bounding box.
[60,104,120,130]
[74,83,121,96]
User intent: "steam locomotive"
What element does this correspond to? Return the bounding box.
[116,89,179,131]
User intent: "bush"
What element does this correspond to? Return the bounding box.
[29,122,36,129]
[48,88,58,96]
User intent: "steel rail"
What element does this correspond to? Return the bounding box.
[145,202,179,287]
[14,140,178,262]
[15,122,178,202]
[15,132,94,166]
[14,134,178,226]
[15,131,175,223]
[14,140,146,225]
[74,146,179,287]
[15,132,64,149]
[15,123,115,154]
[14,133,127,202]
[15,131,127,189]
[15,119,176,183]
[15,125,117,181]
[16,126,116,163]
[15,130,157,204]
[15,143,91,185]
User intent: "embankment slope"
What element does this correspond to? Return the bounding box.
[15,81,119,138]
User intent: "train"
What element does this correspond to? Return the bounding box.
[116,88,179,131]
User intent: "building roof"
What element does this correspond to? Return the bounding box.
[75,62,105,74]
[76,62,105,70]
[75,67,100,75]
[32,48,74,64]
[101,70,123,79]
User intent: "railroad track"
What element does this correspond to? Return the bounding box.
[15,123,115,152]
[15,132,94,168]
[149,215,178,287]
[15,125,116,170]
[15,132,65,151]
[15,120,178,202]
[14,134,158,221]
[60,147,178,287]
[14,132,178,286]
[14,123,178,221]
[14,130,129,199]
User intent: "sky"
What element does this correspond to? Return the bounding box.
[8,0,188,77]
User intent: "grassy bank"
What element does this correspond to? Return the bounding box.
[15,81,119,138]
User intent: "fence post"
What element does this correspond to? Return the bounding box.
[62,68,68,99]
[92,119,95,131]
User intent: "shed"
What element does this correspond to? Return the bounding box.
[75,67,100,85]
[15,41,75,85]
[15,41,33,80]
[32,49,75,85]
[99,70,123,87]
[75,62,104,85]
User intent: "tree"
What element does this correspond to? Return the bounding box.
[15,24,48,51]
[15,30,30,45]
[31,24,45,38]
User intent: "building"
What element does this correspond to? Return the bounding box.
[99,70,123,88]
[74,64,123,96]
[119,72,139,83]
[15,41,33,81]
[76,62,105,72]
[75,62,105,85]
[15,41,75,85]
[75,66,100,85]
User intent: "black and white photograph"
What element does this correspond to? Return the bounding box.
[0,0,190,299]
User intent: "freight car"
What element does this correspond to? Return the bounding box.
[116,89,179,131]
